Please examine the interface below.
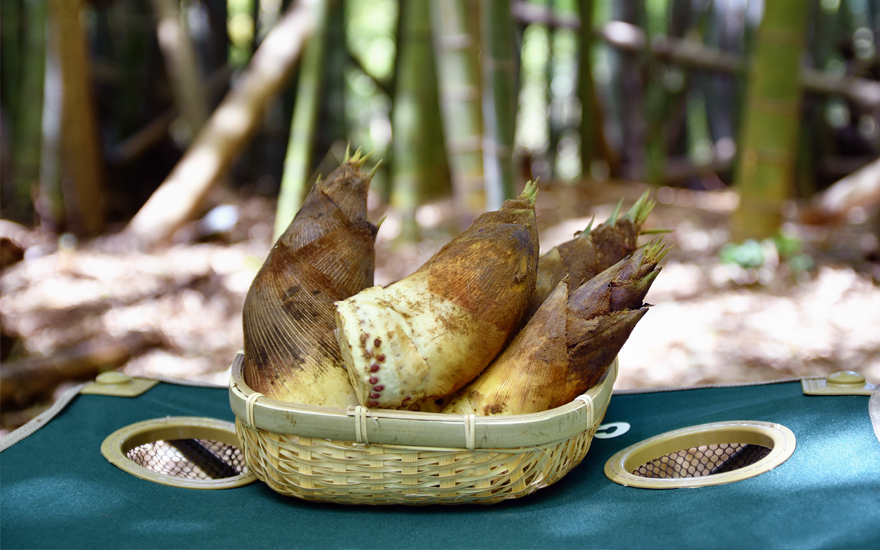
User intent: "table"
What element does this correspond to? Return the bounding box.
[2,377,878,549]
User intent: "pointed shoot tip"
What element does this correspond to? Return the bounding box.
[368,159,383,179]
[608,198,624,227]
[520,179,539,204]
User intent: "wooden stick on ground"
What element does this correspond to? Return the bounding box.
[0,331,161,407]
[802,158,880,225]
[125,0,318,248]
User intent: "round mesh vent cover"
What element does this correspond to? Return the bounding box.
[101,417,257,489]
[604,421,795,489]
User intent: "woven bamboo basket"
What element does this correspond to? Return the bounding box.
[228,352,617,505]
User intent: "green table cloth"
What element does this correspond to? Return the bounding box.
[2,378,878,549]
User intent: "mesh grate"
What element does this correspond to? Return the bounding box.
[126,439,248,480]
[633,443,771,479]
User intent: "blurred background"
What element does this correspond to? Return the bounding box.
[1,0,879,436]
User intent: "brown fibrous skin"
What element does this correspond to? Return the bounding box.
[419,194,540,335]
[443,242,664,416]
[527,218,639,323]
[242,160,377,406]
[526,192,656,324]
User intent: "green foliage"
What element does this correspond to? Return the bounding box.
[719,239,765,269]
[773,233,815,273]
[719,232,815,278]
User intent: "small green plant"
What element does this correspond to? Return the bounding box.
[719,231,814,280]
[773,233,814,273]
[719,239,765,269]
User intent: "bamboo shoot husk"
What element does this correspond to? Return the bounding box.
[443,240,667,416]
[527,191,656,321]
[242,151,378,406]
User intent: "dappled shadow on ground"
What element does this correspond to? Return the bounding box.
[2,180,879,435]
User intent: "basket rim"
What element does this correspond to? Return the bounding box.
[228,352,616,450]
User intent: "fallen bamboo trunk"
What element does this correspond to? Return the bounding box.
[801,157,880,225]
[0,331,161,407]
[126,0,319,247]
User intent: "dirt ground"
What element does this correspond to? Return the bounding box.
[2,180,879,436]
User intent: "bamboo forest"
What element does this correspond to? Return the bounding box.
[1,0,879,434]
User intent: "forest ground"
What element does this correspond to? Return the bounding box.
[2,179,879,436]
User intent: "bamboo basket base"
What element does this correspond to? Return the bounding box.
[235,407,607,505]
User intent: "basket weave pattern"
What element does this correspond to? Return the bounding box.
[229,353,615,505]
[235,409,606,505]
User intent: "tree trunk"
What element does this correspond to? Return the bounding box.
[274,0,329,240]
[51,0,105,235]
[731,0,809,241]
[126,0,319,247]
[431,0,485,226]
[480,0,517,208]
[150,0,211,145]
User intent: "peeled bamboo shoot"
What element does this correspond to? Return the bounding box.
[334,182,540,411]
[242,151,378,406]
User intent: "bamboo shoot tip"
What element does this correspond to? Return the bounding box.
[521,179,539,203]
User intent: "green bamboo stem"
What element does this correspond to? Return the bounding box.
[318,0,347,150]
[7,0,47,224]
[391,0,441,241]
[2,0,22,120]
[731,0,808,241]
[431,0,485,224]
[274,0,329,240]
[480,0,516,208]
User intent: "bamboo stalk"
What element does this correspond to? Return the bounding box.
[480,0,517,208]
[431,0,486,225]
[7,0,47,225]
[37,21,65,231]
[107,68,233,165]
[731,0,808,241]
[317,1,347,151]
[274,0,329,240]
[511,3,880,109]
[577,0,596,176]
[51,0,105,235]
[149,0,211,144]
[126,0,319,247]
[391,0,439,241]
